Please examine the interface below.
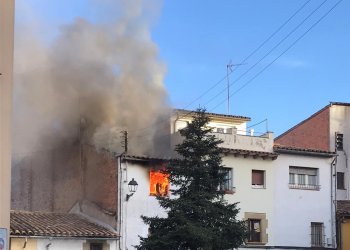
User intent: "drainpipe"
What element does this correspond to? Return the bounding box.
[331,155,337,248]
[116,155,123,250]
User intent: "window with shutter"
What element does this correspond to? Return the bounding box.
[252,170,265,188]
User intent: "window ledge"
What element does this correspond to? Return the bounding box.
[289,184,320,191]
[246,242,267,246]
[223,187,236,194]
[251,185,265,189]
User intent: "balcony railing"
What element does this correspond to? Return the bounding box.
[288,183,320,191]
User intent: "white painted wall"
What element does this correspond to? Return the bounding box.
[222,156,275,246]
[36,239,84,250]
[329,104,350,200]
[121,161,166,250]
[34,238,117,250]
[273,154,333,248]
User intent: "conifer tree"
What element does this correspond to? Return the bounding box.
[137,109,247,250]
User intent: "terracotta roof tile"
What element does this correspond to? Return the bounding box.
[274,145,335,156]
[10,211,119,238]
[337,200,350,216]
[223,148,278,160]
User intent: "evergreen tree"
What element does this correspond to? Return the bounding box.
[137,109,247,250]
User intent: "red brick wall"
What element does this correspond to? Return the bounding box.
[275,106,330,151]
[84,145,117,212]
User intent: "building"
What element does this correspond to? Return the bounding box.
[9,211,119,250]
[275,102,350,249]
[273,146,335,248]
[0,1,15,248]
[121,110,279,249]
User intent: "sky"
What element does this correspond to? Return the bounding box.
[14,0,350,137]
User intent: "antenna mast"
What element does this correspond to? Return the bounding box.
[226,60,246,115]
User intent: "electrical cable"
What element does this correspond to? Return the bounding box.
[209,0,343,113]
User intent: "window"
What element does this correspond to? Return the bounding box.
[336,133,343,150]
[90,243,103,250]
[248,219,261,242]
[150,170,169,196]
[219,168,234,193]
[289,167,319,190]
[337,172,345,189]
[252,170,265,188]
[311,222,323,247]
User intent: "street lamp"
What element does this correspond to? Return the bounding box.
[126,178,138,201]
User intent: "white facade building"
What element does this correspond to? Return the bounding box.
[120,110,280,249]
[273,147,335,248]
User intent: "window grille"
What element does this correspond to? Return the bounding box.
[289,167,320,190]
[311,222,323,247]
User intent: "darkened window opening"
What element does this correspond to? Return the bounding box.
[248,219,261,242]
[90,243,103,250]
[337,172,345,190]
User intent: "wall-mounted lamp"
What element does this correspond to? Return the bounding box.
[126,178,138,201]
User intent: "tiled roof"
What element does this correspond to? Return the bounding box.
[337,200,350,216]
[174,109,251,121]
[274,145,335,157]
[10,211,119,238]
[223,148,278,160]
[124,155,170,161]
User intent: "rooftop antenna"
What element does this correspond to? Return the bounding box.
[227,60,246,114]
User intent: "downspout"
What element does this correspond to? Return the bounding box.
[116,155,123,250]
[331,155,337,248]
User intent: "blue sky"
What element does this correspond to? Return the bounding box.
[15,0,350,136]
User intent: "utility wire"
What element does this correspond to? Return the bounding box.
[203,0,329,108]
[209,0,343,113]
[180,0,312,111]
[127,0,333,140]
[126,0,315,138]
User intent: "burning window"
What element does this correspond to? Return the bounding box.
[150,170,169,196]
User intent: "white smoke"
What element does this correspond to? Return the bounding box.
[13,0,170,157]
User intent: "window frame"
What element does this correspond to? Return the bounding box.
[219,167,235,194]
[149,170,169,197]
[289,166,320,191]
[337,172,345,190]
[90,243,103,250]
[252,170,265,188]
[311,222,324,247]
[247,219,261,243]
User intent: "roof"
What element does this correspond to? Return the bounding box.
[337,200,350,217]
[174,109,251,122]
[10,211,119,239]
[123,154,170,162]
[330,102,350,107]
[223,148,278,160]
[275,101,350,142]
[274,145,335,157]
[275,104,330,142]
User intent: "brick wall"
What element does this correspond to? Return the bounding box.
[275,106,330,151]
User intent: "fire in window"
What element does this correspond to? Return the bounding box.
[150,170,169,196]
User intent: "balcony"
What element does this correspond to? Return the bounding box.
[171,131,274,153]
[288,183,321,191]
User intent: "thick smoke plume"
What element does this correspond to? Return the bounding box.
[13,0,169,158]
